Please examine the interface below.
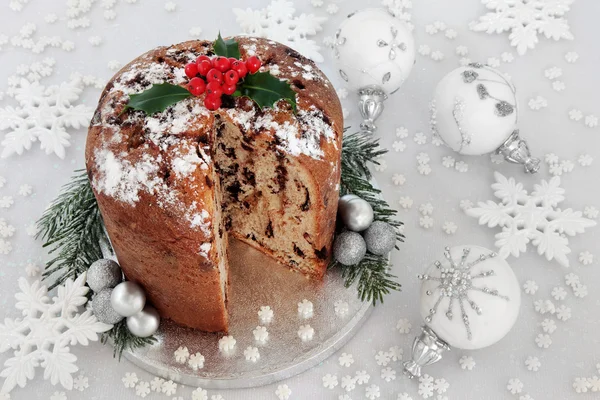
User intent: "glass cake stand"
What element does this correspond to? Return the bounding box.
[123,238,374,389]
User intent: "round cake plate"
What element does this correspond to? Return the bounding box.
[123,238,373,389]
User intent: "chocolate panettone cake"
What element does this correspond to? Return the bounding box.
[85,37,343,333]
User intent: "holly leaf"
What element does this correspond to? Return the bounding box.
[124,83,191,115]
[213,32,241,59]
[234,72,297,112]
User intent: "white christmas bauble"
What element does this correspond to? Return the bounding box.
[338,194,374,232]
[334,8,415,94]
[127,305,160,338]
[110,281,146,317]
[432,64,518,155]
[419,245,521,350]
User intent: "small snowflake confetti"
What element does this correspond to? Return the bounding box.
[253,326,269,343]
[573,377,591,393]
[551,286,567,301]
[579,251,594,265]
[418,44,432,56]
[0,196,14,208]
[323,373,338,389]
[135,381,150,398]
[565,273,580,286]
[150,377,165,392]
[275,384,291,400]
[418,163,432,175]
[396,318,412,334]
[392,140,406,152]
[388,345,403,361]
[18,184,32,196]
[24,263,40,277]
[298,324,314,341]
[218,335,236,352]
[487,57,500,67]
[375,351,391,366]
[398,393,413,400]
[414,132,428,145]
[392,173,406,186]
[459,355,476,370]
[334,300,349,317]
[417,152,431,165]
[528,96,548,110]
[419,203,434,215]
[572,284,588,298]
[552,81,566,92]
[355,370,370,385]
[73,374,89,391]
[541,318,557,334]
[430,50,445,61]
[174,346,189,363]
[565,51,579,63]
[189,27,203,37]
[501,52,514,62]
[338,352,354,367]
[258,305,274,324]
[161,380,177,396]
[568,109,583,121]
[545,153,559,164]
[507,378,524,394]
[188,352,205,370]
[535,334,552,348]
[445,29,458,39]
[340,375,356,392]
[396,126,409,138]
[578,154,594,167]
[434,378,449,394]
[420,215,434,229]
[585,115,598,128]
[455,45,468,56]
[525,356,541,372]
[544,66,562,80]
[243,346,260,362]
[381,367,397,382]
[399,197,413,209]
[584,206,599,219]
[50,392,66,400]
[365,384,381,400]
[442,221,457,235]
[326,3,339,14]
[418,375,434,398]
[442,156,455,168]
[460,199,473,210]
[455,161,468,172]
[123,372,139,388]
[192,388,208,400]
[297,299,314,318]
[164,1,177,11]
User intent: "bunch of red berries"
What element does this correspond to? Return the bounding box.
[184,55,262,111]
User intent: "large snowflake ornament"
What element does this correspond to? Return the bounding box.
[470,0,575,55]
[466,172,596,267]
[0,273,112,393]
[0,75,93,159]
[233,0,327,62]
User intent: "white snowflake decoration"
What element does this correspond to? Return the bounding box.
[466,172,596,267]
[0,76,93,159]
[0,273,111,393]
[470,0,575,55]
[233,0,327,62]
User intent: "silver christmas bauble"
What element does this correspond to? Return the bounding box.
[87,259,122,293]
[126,305,160,338]
[338,194,374,232]
[110,281,146,317]
[92,289,124,324]
[333,231,367,266]
[363,221,396,255]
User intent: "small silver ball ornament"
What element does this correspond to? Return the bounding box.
[363,221,396,255]
[92,289,124,324]
[338,194,374,232]
[110,281,146,317]
[333,231,367,266]
[127,305,160,338]
[87,259,122,292]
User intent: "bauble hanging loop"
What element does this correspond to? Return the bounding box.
[334,8,416,133]
[431,63,540,173]
[403,245,521,378]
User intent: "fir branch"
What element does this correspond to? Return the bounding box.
[101,319,157,360]
[36,170,110,290]
[335,131,404,304]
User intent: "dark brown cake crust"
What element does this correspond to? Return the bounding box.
[85,37,343,332]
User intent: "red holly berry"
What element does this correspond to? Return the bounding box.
[184,63,198,78]
[224,69,239,85]
[246,56,261,74]
[196,55,211,64]
[188,77,206,96]
[204,94,222,111]
[206,81,223,98]
[213,56,231,72]
[231,60,248,78]
[197,59,212,76]
[206,68,223,83]
[228,57,238,64]
[222,83,237,95]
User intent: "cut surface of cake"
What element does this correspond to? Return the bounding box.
[85,37,343,333]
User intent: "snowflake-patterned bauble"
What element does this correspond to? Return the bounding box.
[431,64,539,173]
[0,273,112,393]
[466,172,597,267]
[334,8,415,94]
[0,77,93,159]
[233,0,327,62]
[470,0,574,55]
[419,245,520,350]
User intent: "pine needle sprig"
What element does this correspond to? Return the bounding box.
[36,170,110,290]
[101,320,157,360]
[334,130,405,304]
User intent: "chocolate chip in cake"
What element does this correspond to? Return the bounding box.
[293,244,306,258]
[226,181,242,201]
[315,246,328,260]
[292,80,306,90]
[265,221,274,238]
[205,176,213,188]
[300,188,311,211]
[242,167,256,186]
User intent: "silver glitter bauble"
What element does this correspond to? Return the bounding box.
[92,289,124,324]
[110,281,146,317]
[363,221,396,256]
[127,305,160,338]
[87,259,122,293]
[333,231,367,266]
[338,194,374,232]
